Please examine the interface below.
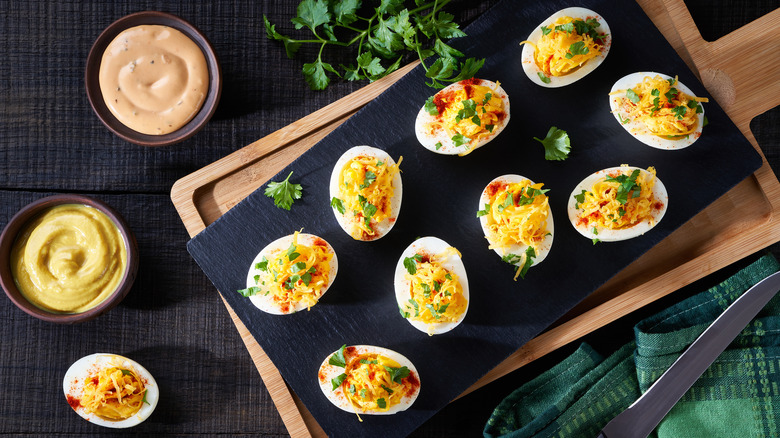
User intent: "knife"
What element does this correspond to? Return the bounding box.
[597,270,780,438]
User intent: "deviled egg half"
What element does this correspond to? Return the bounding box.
[239,231,338,314]
[478,175,554,279]
[329,146,402,241]
[63,353,159,428]
[394,237,469,335]
[609,72,708,149]
[520,7,611,87]
[415,78,510,156]
[568,166,668,241]
[318,344,421,416]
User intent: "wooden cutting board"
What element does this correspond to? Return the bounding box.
[171,0,780,436]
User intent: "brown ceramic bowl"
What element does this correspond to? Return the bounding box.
[85,11,222,146]
[0,195,139,323]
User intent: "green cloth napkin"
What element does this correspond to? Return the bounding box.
[484,254,780,438]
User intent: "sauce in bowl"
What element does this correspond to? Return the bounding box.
[98,24,208,135]
[10,204,128,313]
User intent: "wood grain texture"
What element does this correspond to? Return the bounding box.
[170,0,780,436]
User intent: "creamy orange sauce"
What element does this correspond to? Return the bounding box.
[99,25,208,135]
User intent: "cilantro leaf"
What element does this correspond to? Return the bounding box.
[302,59,339,91]
[533,126,571,161]
[264,171,303,210]
[329,344,347,367]
[330,197,345,215]
[333,0,359,26]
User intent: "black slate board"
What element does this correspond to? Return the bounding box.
[187,0,762,436]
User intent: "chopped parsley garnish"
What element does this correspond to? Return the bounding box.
[407,298,419,317]
[286,243,300,261]
[452,133,471,147]
[292,261,307,272]
[671,105,688,120]
[518,247,536,279]
[533,126,571,161]
[617,113,630,125]
[482,92,492,105]
[455,99,479,125]
[329,344,347,367]
[330,197,345,214]
[565,41,589,59]
[538,72,551,84]
[573,189,588,209]
[486,124,495,132]
[384,365,410,383]
[399,305,410,318]
[360,359,378,365]
[237,286,262,297]
[554,22,575,34]
[626,88,640,104]
[264,171,303,210]
[377,398,387,409]
[664,87,679,102]
[435,141,443,150]
[331,373,347,391]
[604,169,641,204]
[359,171,376,189]
[403,254,423,275]
[497,190,514,213]
[381,384,394,394]
[476,203,491,218]
[256,256,269,272]
[540,25,551,35]
[424,96,439,115]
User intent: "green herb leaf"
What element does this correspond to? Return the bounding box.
[476,203,491,218]
[381,384,394,394]
[384,365,410,383]
[403,254,423,275]
[452,133,471,147]
[537,72,551,84]
[565,41,589,58]
[604,169,641,204]
[533,126,571,161]
[540,25,551,35]
[287,243,300,261]
[329,344,347,367]
[626,88,640,104]
[331,373,347,390]
[435,141,443,150]
[256,256,269,272]
[263,15,301,59]
[360,171,377,189]
[237,286,262,297]
[398,305,410,318]
[377,398,387,409]
[265,171,303,210]
[292,261,308,272]
[290,0,330,32]
[664,87,679,103]
[424,96,439,115]
[330,197,346,214]
[573,189,588,209]
[303,59,339,91]
[519,246,536,279]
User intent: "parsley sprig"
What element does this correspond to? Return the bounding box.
[533,126,571,161]
[264,0,483,90]
[265,171,303,210]
[605,169,642,204]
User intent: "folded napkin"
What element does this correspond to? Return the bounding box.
[484,254,780,438]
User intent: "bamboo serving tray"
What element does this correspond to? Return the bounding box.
[171,0,780,436]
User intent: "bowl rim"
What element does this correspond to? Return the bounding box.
[85,10,222,147]
[0,194,139,323]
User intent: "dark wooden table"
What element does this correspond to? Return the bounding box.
[1,1,777,436]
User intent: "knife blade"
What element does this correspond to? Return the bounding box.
[597,270,780,438]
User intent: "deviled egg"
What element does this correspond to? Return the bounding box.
[239,231,337,314]
[520,7,611,87]
[477,175,554,279]
[415,78,510,156]
[609,72,708,149]
[568,166,668,241]
[318,344,421,416]
[394,237,469,335]
[329,146,402,241]
[63,353,159,428]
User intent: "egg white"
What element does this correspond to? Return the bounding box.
[478,174,554,265]
[609,72,705,150]
[414,79,510,155]
[245,233,338,315]
[318,344,421,415]
[62,353,159,428]
[567,166,669,241]
[520,7,611,88]
[328,146,402,241]
[393,236,470,335]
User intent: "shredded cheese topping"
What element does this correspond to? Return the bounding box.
[612,75,708,138]
[427,81,505,155]
[81,365,146,420]
[341,352,415,414]
[483,180,550,253]
[400,247,468,332]
[250,231,333,312]
[336,154,402,239]
[521,16,605,77]
[576,166,660,230]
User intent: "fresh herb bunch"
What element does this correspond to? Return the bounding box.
[263,0,484,90]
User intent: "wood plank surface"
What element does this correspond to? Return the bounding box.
[170,0,780,436]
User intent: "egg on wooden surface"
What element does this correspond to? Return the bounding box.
[241,231,338,315]
[520,7,611,88]
[63,353,159,428]
[329,146,402,241]
[415,78,510,156]
[394,236,469,335]
[567,166,668,241]
[318,344,421,416]
[477,175,554,279]
[609,72,707,149]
